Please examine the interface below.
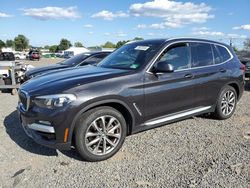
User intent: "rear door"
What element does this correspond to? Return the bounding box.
[189,42,228,107]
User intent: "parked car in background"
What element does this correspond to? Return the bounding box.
[239,57,250,78]
[18,38,244,161]
[15,52,26,60]
[28,50,40,61]
[24,51,111,81]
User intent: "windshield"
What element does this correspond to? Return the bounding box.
[59,53,90,66]
[98,42,162,70]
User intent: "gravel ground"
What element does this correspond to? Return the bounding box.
[0,58,249,187]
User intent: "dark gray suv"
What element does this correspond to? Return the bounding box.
[17,38,244,161]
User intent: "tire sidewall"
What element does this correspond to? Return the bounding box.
[75,106,127,162]
[215,86,237,119]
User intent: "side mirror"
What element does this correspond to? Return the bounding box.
[153,61,174,73]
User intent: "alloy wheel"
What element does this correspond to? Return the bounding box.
[85,115,122,156]
[221,90,236,116]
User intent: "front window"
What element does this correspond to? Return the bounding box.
[157,43,190,71]
[59,53,90,66]
[98,42,162,70]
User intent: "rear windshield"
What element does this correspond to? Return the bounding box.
[0,52,15,61]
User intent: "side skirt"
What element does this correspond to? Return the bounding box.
[131,106,214,134]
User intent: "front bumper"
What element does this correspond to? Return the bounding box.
[17,103,74,150]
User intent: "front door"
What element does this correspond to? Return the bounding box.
[144,42,197,121]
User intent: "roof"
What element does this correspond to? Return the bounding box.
[130,38,230,48]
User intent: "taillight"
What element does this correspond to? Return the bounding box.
[240,63,246,74]
[240,63,246,79]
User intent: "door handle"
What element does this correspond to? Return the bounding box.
[184,74,193,78]
[219,68,226,73]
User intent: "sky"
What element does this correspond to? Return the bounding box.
[0,0,250,48]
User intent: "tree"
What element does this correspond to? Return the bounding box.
[244,38,250,49]
[0,40,5,49]
[133,37,144,41]
[58,38,72,51]
[74,42,83,47]
[49,45,58,53]
[6,40,14,48]
[116,40,129,48]
[14,34,29,51]
[102,41,116,48]
[44,45,50,49]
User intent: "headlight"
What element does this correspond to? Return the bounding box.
[33,94,76,109]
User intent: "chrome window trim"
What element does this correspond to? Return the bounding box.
[146,40,234,74]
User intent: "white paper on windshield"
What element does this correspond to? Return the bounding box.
[135,46,149,51]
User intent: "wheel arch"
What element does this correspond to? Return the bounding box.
[69,99,135,144]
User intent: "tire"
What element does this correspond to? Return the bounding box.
[11,89,17,95]
[213,85,237,120]
[75,106,127,162]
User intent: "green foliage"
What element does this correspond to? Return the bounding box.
[74,42,84,47]
[14,34,29,51]
[5,40,14,48]
[49,45,59,53]
[58,38,72,51]
[233,46,238,52]
[102,41,116,48]
[0,40,5,49]
[44,45,50,49]
[116,40,129,49]
[133,37,144,41]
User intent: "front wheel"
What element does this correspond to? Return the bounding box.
[213,85,237,120]
[75,106,127,162]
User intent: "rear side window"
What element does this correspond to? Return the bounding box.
[190,42,213,68]
[212,45,223,64]
[215,45,231,62]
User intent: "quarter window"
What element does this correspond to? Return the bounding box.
[190,43,213,68]
[216,45,231,62]
[158,43,190,71]
[212,45,223,64]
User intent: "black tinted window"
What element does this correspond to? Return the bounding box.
[59,54,89,66]
[216,45,231,62]
[212,45,223,64]
[80,54,107,66]
[190,43,213,67]
[159,43,190,70]
[0,52,15,61]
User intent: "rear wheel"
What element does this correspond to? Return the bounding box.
[75,106,127,161]
[213,85,237,120]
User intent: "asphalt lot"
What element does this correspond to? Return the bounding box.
[0,58,249,187]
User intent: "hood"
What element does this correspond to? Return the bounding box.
[25,64,68,77]
[21,65,129,95]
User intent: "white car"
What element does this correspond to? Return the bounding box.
[15,53,26,60]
